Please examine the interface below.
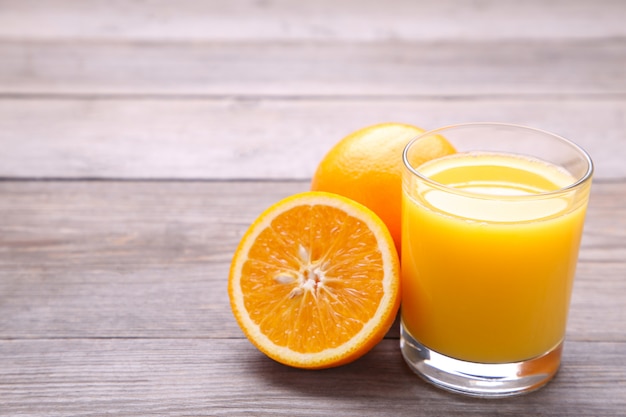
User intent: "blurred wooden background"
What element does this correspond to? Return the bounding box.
[1,0,625,180]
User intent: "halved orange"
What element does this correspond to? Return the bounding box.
[228,191,400,369]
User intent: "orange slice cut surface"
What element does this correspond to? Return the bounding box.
[228,191,400,369]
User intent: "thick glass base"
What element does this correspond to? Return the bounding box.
[400,323,562,398]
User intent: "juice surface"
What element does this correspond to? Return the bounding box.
[401,152,589,363]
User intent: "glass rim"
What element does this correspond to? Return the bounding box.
[402,122,594,199]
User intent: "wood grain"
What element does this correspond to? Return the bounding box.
[1,39,624,96]
[0,181,623,342]
[1,0,625,414]
[0,0,624,42]
[0,98,624,180]
[0,339,624,417]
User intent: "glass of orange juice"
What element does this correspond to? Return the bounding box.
[400,122,593,397]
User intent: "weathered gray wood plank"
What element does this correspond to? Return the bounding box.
[0,98,624,180]
[0,181,303,340]
[0,338,624,417]
[0,181,623,341]
[1,40,624,96]
[0,0,624,42]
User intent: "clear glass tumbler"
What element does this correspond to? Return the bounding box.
[400,123,593,397]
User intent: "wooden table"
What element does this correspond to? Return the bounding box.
[1,1,625,415]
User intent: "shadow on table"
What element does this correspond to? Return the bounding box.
[244,338,571,415]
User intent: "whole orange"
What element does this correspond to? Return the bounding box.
[311,122,455,253]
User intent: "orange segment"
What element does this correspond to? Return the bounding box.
[229,191,400,369]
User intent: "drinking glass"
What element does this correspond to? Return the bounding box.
[400,122,593,397]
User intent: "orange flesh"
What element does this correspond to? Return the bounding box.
[240,204,386,353]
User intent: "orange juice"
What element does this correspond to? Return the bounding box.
[401,152,590,363]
